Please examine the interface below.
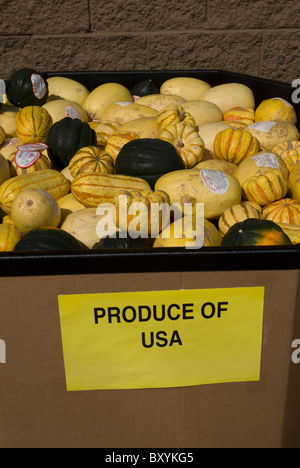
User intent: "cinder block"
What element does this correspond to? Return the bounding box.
[148,32,261,76]
[89,0,207,31]
[2,0,90,34]
[208,0,299,28]
[261,32,300,82]
[0,37,34,79]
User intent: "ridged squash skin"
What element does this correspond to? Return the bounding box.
[276,222,300,244]
[218,201,262,237]
[213,128,260,164]
[69,146,114,177]
[272,140,300,172]
[0,223,22,251]
[242,169,288,206]
[82,83,133,121]
[46,76,90,106]
[234,152,289,187]
[262,198,300,225]
[155,168,242,220]
[16,106,53,144]
[71,172,151,207]
[0,169,70,214]
[156,104,196,132]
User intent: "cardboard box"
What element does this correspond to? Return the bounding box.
[0,70,299,448]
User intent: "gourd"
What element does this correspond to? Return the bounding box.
[272,140,300,172]
[0,169,70,214]
[262,198,300,224]
[10,188,61,233]
[46,117,97,168]
[8,144,52,176]
[113,189,170,238]
[82,82,133,121]
[15,106,53,144]
[160,77,211,101]
[242,169,288,206]
[93,231,148,249]
[0,223,22,251]
[42,99,89,124]
[221,218,292,246]
[68,146,114,177]
[218,201,262,237]
[213,128,261,164]
[46,76,90,106]
[105,131,140,161]
[6,68,48,108]
[234,152,289,187]
[156,104,196,132]
[158,122,205,168]
[223,107,255,127]
[276,222,300,244]
[71,172,151,207]
[14,227,88,251]
[131,79,159,98]
[115,138,185,188]
[94,121,121,147]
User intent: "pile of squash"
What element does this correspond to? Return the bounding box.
[0,67,299,252]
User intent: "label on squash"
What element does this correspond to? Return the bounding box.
[251,153,280,169]
[30,74,47,100]
[248,121,277,133]
[17,143,49,152]
[14,149,41,168]
[65,105,80,120]
[58,286,265,391]
[273,97,293,108]
[200,169,229,195]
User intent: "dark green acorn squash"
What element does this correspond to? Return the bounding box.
[115,138,185,188]
[6,68,49,108]
[131,79,158,97]
[221,218,292,247]
[14,227,89,251]
[46,117,97,168]
[93,231,151,249]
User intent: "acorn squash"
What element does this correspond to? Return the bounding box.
[221,218,292,246]
[46,117,97,168]
[14,227,88,251]
[131,79,159,98]
[6,68,48,108]
[92,231,149,249]
[115,138,185,188]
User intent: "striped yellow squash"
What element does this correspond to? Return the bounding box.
[262,198,300,225]
[71,172,151,207]
[0,169,70,214]
[218,201,262,237]
[16,106,53,144]
[242,169,288,206]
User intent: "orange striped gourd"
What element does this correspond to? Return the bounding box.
[214,128,260,164]
[242,169,288,206]
[69,146,114,177]
[0,169,70,214]
[156,104,196,132]
[262,198,300,225]
[16,106,53,144]
[71,172,151,207]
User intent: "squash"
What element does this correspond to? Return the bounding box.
[69,146,114,177]
[218,201,262,237]
[115,138,185,188]
[8,144,52,176]
[200,83,255,114]
[272,140,300,172]
[276,222,300,244]
[94,121,121,147]
[6,68,48,108]
[197,122,232,152]
[46,117,97,168]
[0,108,19,138]
[221,218,292,246]
[288,163,300,201]
[0,153,11,184]
[0,126,5,146]
[160,77,211,101]
[234,152,289,187]
[213,128,261,164]
[71,172,151,207]
[193,159,238,177]
[181,101,223,127]
[262,198,300,225]
[113,189,170,238]
[46,76,90,106]
[242,169,288,206]
[16,106,53,144]
[0,169,70,214]
[93,231,148,249]
[42,99,89,124]
[119,117,159,139]
[158,122,205,168]
[10,188,61,233]
[223,107,255,127]
[14,227,88,251]
[247,121,300,151]
[82,82,133,121]
[61,207,117,249]
[105,131,140,161]
[156,104,196,132]
[99,102,158,125]
[135,94,186,112]
[155,168,242,220]
[254,98,297,124]
[57,192,85,223]
[131,79,159,98]
[0,223,22,251]
[153,217,222,249]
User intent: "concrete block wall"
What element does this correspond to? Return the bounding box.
[0,0,299,83]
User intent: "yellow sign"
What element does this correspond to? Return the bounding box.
[58,287,264,391]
